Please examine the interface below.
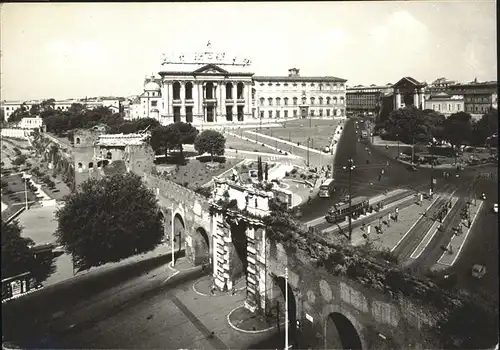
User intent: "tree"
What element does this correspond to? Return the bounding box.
[443,112,472,161]
[194,129,225,163]
[29,104,41,116]
[0,108,5,126]
[170,122,199,158]
[40,98,56,112]
[383,106,437,144]
[471,109,498,146]
[8,103,31,123]
[12,154,27,166]
[264,162,269,181]
[1,220,35,279]
[54,173,163,271]
[150,125,179,156]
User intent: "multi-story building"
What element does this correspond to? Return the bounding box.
[426,77,457,95]
[254,68,347,120]
[447,79,498,116]
[424,93,465,116]
[127,43,347,126]
[19,116,43,130]
[346,84,393,115]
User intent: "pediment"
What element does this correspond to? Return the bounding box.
[393,77,424,89]
[193,64,229,75]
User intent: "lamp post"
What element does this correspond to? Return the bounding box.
[343,159,355,242]
[21,172,31,211]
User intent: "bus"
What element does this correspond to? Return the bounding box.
[319,179,336,198]
[325,196,370,223]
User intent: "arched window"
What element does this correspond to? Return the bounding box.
[292,97,298,105]
[318,97,324,105]
[301,97,307,105]
[88,162,94,169]
[284,97,289,106]
[310,97,315,105]
[78,162,83,169]
[326,97,331,105]
[340,97,345,104]
[268,98,273,106]
[185,82,193,100]
[319,84,323,90]
[260,97,265,106]
[76,137,81,145]
[276,97,281,106]
[226,82,233,99]
[333,97,338,104]
[173,81,181,100]
[237,82,244,99]
[106,152,112,160]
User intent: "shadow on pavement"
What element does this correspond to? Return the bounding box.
[2,250,185,342]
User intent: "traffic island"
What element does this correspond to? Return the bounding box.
[227,305,279,334]
[192,274,246,297]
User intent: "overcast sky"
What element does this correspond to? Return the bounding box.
[0,2,497,101]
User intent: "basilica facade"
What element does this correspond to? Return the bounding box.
[128,43,347,126]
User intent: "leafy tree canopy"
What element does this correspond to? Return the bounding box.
[194,129,225,162]
[471,109,498,146]
[55,173,164,271]
[170,122,199,157]
[383,106,441,144]
[1,220,35,279]
[8,103,31,123]
[443,111,472,149]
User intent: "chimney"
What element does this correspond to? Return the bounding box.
[288,68,300,77]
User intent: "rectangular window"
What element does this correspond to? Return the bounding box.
[276,110,280,118]
[151,101,158,107]
[293,109,297,117]
[173,107,181,122]
[326,109,330,116]
[319,109,323,116]
[293,98,297,105]
[310,109,315,117]
[447,104,451,111]
[276,99,281,106]
[237,106,244,121]
[226,106,233,122]
[260,111,264,119]
[268,110,273,118]
[186,106,193,123]
[284,110,288,118]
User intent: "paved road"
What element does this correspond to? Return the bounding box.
[298,118,437,222]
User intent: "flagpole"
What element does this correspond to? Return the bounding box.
[285,266,289,350]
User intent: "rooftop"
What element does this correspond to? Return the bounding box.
[97,133,150,146]
[254,75,347,83]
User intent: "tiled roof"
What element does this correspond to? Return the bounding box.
[253,76,347,83]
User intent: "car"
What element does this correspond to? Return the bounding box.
[493,203,498,213]
[472,264,487,279]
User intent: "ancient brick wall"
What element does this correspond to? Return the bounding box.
[262,241,440,349]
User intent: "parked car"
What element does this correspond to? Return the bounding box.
[472,264,487,279]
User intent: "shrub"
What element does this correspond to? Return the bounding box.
[285,171,290,177]
[290,168,298,174]
[13,147,21,156]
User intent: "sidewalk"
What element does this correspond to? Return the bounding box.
[437,200,484,266]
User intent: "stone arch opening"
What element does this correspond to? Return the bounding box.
[191,227,210,266]
[229,220,247,282]
[76,137,81,145]
[88,162,94,169]
[106,151,112,160]
[173,213,185,254]
[270,275,298,346]
[325,312,362,350]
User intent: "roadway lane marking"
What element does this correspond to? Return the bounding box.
[390,195,441,253]
[437,200,484,267]
[410,196,460,259]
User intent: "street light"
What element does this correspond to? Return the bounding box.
[342,159,356,242]
[21,172,32,211]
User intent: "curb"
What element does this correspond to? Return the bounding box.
[226,305,282,334]
[192,276,246,297]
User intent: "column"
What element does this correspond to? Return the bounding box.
[413,89,419,107]
[245,82,251,118]
[192,81,199,121]
[168,83,173,116]
[180,82,186,118]
[395,89,401,109]
[232,83,237,122]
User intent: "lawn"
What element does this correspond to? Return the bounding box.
[224,133,281,155]
[253,118,343,151]
[155,156,243,190]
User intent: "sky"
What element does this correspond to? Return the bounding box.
[0,1,497,101]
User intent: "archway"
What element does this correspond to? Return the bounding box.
[192,227,210,266]
[229,220,247,281]
[270,275,298,346]
[325,312,362,349]
[173,213,185,254]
